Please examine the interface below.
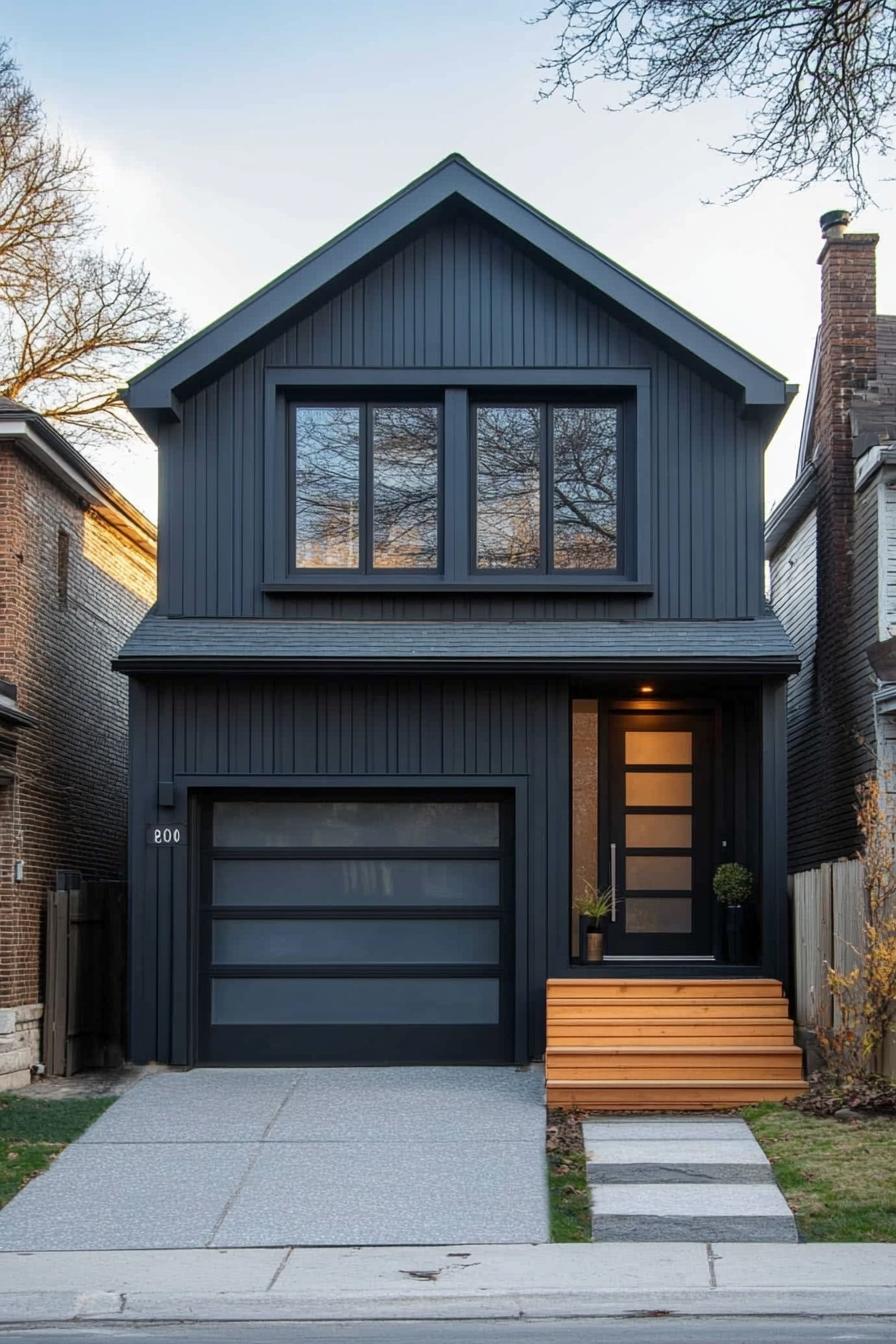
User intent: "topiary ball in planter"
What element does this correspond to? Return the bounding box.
[712,863,753,964]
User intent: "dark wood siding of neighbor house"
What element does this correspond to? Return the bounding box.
[155,214,767,623]
[770,486,879,871]
[769,509,820,872]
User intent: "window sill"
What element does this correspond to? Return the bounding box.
[262,578,654,595]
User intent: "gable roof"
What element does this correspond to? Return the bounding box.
[125,154,793,422]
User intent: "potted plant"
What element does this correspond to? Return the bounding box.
[712,862,753,964]
[575,881,613,963]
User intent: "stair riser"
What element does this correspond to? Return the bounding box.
[549,1002,790,1020]
[548,981,782,1000]
[552,1065,805,1081]
[548,1028,796,1045]
[547,1083,807,1110]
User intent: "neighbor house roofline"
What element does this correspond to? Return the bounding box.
[765,463,818,557]
[0,400,156,558]
[124,153,795,423]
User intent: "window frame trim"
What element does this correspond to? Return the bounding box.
[263,367,652,593]
[291,398,444,577]
[470,398,625,577]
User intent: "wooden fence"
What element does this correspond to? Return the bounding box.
[44,871,127,1077]
[791,858,895,1076]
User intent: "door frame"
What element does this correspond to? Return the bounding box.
[181,773,531,1066]
[602,706,717,959]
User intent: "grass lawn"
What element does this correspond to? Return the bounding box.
[546,1109,592,1242]
[744,1102,896,1241]
[0,1094,114,1210]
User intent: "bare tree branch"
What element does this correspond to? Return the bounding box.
[0,41,185,449]
[531,1,896,207]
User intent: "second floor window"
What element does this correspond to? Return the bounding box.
[475,404,619,572]
[295,403,440,571]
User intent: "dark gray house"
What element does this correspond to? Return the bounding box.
[116,156,805,1105]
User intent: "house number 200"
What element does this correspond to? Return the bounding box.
[147,825,184,846]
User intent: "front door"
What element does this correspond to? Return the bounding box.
[604,710,714,958]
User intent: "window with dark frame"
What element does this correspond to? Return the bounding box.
[474,403,619,573]
[294,403,440,572]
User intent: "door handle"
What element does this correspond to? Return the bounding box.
[610,842,617,922]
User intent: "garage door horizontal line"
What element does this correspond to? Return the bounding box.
[201,906,506,919]
[209,846,505,860]
[206,964,505,978]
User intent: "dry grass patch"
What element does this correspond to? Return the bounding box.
[744,1102,896,1241]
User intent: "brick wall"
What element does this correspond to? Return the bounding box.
[0,442,155,1020]
[813,230,879,859]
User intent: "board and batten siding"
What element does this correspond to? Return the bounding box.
[156,214,766,623]
[128,672,570,1066]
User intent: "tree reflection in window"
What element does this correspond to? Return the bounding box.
[295,406,361,568]
[475,406,541,569]
[552,407,618,570]
[372,406,439,569]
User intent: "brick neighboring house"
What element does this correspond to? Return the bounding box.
[0,398,156,1088]
[767,213,896,874]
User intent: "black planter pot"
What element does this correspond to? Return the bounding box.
[579,915,595,962]
[712,903,727,962]
[725,904,745,965]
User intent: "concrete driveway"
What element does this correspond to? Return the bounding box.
[0,1067,548,1250]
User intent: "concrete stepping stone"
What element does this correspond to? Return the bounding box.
[590,1181,798,1243]
[583,1118,748,1142]
[583,1115,798,1242]
[586,1137,773,1184]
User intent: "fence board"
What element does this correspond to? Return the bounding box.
[792,864,832,1031]
[44,872,127,1077]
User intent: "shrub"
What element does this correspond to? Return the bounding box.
[713,862,753,906]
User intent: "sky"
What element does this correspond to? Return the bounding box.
[7,0,896,521]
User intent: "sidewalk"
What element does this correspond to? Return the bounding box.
[2,1242,896,1323]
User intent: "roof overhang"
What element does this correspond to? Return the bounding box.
[765,464,818,556]
[0,413,156,557]
[115,614,800,677]
[125,155,794,428]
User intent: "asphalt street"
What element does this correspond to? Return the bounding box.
[0,1318,893,1343]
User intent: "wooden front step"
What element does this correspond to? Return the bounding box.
[547,978,783,1000]
[548,1019,796,1045]
[544,978,806,1110]
[546,1045,805,1081]
[549,997,791,1021]
[546,1079,808,1110]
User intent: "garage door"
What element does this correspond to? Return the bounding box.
[197,793,514,1064]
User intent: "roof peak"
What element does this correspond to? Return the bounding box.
[125,154,792,423]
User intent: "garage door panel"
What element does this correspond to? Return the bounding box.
[198,792,514,1065]
[212,857,501,907]
[211,918,501,966]
[213,799,500,848]
[210,976,501,1026]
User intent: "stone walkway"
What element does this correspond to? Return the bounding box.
[0,1066,549,1250]
[584,1115,798,1242]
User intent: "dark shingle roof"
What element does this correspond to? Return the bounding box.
[115,613,799,674]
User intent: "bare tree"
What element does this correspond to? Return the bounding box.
[532,1,896,208]
[0,43,184,444]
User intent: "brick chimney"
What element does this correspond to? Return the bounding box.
[814,210,879,850]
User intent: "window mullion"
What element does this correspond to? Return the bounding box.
[542,403,551,575]
[362,402,372,574]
